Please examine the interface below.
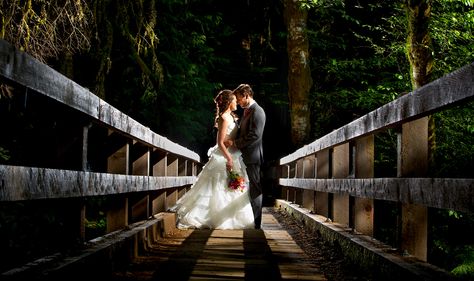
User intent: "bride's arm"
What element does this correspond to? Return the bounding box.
[217,116,233,171]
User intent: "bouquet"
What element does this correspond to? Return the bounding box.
[228,170,247,192]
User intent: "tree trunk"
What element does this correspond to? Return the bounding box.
[406,0,433,88]
[402,0,433,261]
[406,0,435,169]
[284,0,313,147]
[92,0,114,100]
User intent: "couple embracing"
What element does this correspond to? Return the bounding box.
[170,84,266,230]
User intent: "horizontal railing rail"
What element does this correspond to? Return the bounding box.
[0,40,199,162]
[0,165,196,201]
[281,62,474,165]
[279,177,473,213]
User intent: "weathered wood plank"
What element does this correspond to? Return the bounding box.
[0,164,196,201]
[109,208,326,281]
[0,39,199,162]
[280,62,474,164]
[279,178,474,213]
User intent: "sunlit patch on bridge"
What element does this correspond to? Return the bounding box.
[110,208,326,281]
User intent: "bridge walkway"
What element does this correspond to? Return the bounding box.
[109,207,327,281]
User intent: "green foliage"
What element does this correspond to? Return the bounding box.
[424,3,474,274]
[431,1,474,75]
[451,252,474,280]
[374,129,398,177]
[85,217,106,229]
[84,197,108,240]
[307,1,409,139]
[430,209,474,278]
[0,147,10,161]
[431,103,474,177]
[84,217,106,240]
[306,1,474,274]
[80,0,234,157]
[0,0,93,62]
[152,0,234,155]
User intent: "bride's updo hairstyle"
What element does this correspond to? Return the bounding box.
[213,89,236,128]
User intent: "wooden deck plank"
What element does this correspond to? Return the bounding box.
[110,208,326,281]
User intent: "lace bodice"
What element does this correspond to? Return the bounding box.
[226,121,238,140]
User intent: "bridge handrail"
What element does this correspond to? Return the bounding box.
[277,62,474,274]
[0,39,199,162]
[280,62,474,165]
[0,39,201,250]
[0,165,196,201]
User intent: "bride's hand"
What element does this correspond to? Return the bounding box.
[226,159,233,171]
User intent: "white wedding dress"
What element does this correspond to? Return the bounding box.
[170,121,255,229]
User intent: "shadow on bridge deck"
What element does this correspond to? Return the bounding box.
[109,208,326,281]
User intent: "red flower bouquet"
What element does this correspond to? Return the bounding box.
[228,170,246,192]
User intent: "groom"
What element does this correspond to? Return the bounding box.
[226,84,266,229]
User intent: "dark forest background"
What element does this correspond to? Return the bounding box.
[1,0,473,278]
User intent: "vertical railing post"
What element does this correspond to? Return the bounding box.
[166,155,179,209]
[332,143,350,227]
[107,197,129,233]
[130,195,150,222]
[178,157,186,176]
[78,123,92,243]
[281,164,290,201]
[186,160,193,176]
[126,140,132,175]
[150,150,167,215]
[105,131,130,232]
[399,117,429,261]
[315,149,330,218]
[287,163,297,203]
[82,123,92,171]
[130,143,151,221]
[177,159,190,198]
[106,132,129,175]
[295,158,304,205]
[79,202,86,242]
[354,135,374,235]
[302,155,316,212]
[176,158,189,200]
[132,142,150,176]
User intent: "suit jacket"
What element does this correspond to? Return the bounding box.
[235,102,266,165]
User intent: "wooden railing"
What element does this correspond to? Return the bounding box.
[0,38,201,254]
[278,62,474,278]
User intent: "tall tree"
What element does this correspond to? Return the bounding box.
[405,0,434,166]
[284,0,313,146]
[0,0,92,63]
[401,0,433,262]
[406,0,433,88]
[90,0,162,100]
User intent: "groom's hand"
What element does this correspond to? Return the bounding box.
[224,139,233,147]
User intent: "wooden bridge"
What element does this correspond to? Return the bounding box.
[0,39,473,280]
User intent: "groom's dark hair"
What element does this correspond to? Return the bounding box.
[233,84,254,97]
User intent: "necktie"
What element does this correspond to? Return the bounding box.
[244,108,250,118]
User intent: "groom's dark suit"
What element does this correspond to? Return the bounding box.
[235,102,266,228]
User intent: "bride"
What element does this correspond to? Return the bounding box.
[169,89,255,229]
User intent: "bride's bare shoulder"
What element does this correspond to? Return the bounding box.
[220,112,233,123]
